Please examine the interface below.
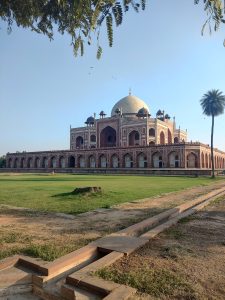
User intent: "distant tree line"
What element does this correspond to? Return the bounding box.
[0,156,6,168]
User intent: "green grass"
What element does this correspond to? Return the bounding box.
[96,267,195,298]
[0,239,95,261]
[0,173,222,214]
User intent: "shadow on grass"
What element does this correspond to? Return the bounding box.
[51,191,76,198]
[51,191,103,199]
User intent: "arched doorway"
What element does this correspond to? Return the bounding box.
[174,137,179,144]
[34,157,40,168]
[129,130,140,146]
[168,129,172,144]
[14,158,18,168]
[78,155,85,168]
[20,158,25,168]
[149,128,155,137]
[201,153,205,168]
[8,158,12,168]
[76,136,84,149]
[137,153,147,168]
[27,157,32,168]
[90,135,96,143]
[111,154,119,168]
[68,156,75,168]
[89,155,96,168]
[187,153,197,168]
[124,154,133,168]
[205,153,208,168]
[100,126,116,148]
[99,155,107,168]
[152,152,163,168]
[59,156,65,168]
[168,152,180,168]
[42,157,48,168]
[50,157,57,168]
[160,131,165,145]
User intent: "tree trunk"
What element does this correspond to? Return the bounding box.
[211,114,215,178]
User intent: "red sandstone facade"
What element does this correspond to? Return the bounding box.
[6,142,225,171]
[5,95,225,173]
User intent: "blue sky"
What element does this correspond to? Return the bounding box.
[0,0,225,156]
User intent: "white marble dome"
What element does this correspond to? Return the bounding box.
[111,94,150,116]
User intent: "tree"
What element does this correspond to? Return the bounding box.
[0,155,6,168]
[200,89,225,178]
[0,1,225,58]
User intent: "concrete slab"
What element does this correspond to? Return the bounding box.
[92,235,148,255]
[1,293,41,300]
[0,266,32,289]
[61,284,102,300]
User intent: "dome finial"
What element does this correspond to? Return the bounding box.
[129,87,132,96]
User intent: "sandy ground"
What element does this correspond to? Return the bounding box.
[106,194,225,300]
[0,180,225,260]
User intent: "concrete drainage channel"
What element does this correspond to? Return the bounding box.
[1,187,225,300]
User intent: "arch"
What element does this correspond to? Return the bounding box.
[149,128,155,137]
[219,157,222,169]
[100,126,117,148]
[214,156,216,169]
[137,153,147,168]
[89,155,96,168]
[68,156,75,168]
[149,141,155,145]
[90,135,96,143]
[187,152,197,168]
[78,155,85,168]
[111,154,119,168]
[129,130,140,146]
[168,129,172,144]
[50,156,57,168]
[174,137,179,144]
[42,157,48,168]
[99,154,107,168]
[201,152,205,168]
[27,157,33,168]
[168,152,180,168]
[160,131,165,145]
[205,153,209,168]
[76,136,84,148]
[34,157,40,168]
[220,157,222,169]
[152,152,163,168]
[14,158,19,168]
[59,156,66,168]
[124,153,133,168]
[8,158,13,168]
[20,157,25,168]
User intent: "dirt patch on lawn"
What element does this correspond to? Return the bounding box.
[99,195,225,300]
[0,180,225,262]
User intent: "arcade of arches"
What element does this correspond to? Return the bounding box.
[6,144,225,171]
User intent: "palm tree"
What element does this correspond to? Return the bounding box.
[200,89,225,178]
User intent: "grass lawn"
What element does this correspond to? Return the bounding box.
[0,173,221,214]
